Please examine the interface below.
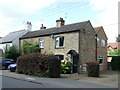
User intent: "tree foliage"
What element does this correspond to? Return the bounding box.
[4,45,21,62]
[21,42,41,54]
[16,53,61,78]
[108,48,120,55]
[116,34,120,42]
[61,61,72,74]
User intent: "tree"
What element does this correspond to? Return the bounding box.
[108,48,120,55]
[116,34,120,42]
[4,45,21,62]
[21,42,41,54]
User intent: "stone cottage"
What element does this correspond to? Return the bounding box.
[20,18,96,73]
[94,26,108,70]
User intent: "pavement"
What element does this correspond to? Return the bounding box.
[0,70,119,88]
[61,70,119,87]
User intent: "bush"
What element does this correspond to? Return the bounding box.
[61,61,72,74]
[111,56,120,71]
[108,49,120,55]
[86,61,99,77]
[22,42,41,54]
[16,53,61,78]
[4,45,21,62]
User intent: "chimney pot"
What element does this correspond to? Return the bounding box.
[56,17,65,28]
[26,21,32,31]
[40,24,46,30]
[29,22,31,25]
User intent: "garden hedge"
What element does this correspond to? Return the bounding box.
[111,56,120,71]
[16,53,61,78]
[86,61,100,77]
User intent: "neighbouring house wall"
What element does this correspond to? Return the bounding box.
[97,29,108,71]
[20,32,79,62]
[0,43,12,51]
[0,39,20,52]
[12,38,20,50]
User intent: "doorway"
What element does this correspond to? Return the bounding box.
[67,50,79,73]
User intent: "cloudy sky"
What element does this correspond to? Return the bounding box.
[0,0,119,43]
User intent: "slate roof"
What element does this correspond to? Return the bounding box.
[0,30,28,44]
[94,26,103,33]
[94,26,108,40]
[20,20,91,39]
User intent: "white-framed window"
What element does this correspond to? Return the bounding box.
[55,36,64,48]
[39,39,44,48]
[101,40,105,47]
[97,38,100,47]
[98,56,104,64]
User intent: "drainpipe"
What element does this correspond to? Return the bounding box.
[95,33,97,61]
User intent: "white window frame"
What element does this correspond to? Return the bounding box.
[101,40,105,47]
[39,39,44,48]
[97,38,100,47]
[56,37,59,48]
[98,56,104,65]
[55,36,64,48]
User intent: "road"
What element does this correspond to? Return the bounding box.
[2,76,116,88]
[1,70,117,88]
[2,76,66,88]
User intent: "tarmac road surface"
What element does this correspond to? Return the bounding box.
[1,70,117,88]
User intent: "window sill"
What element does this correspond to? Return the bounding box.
[55,47,64,49]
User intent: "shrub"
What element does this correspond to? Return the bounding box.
[16,53,61,78]
[108,49,120,55]
[4,45,21,62]
[22,42,41,54]
[86,61,100,77]
[61,61,72,74]
[111,56,120,71]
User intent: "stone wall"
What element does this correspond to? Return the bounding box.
[20,32,79,62]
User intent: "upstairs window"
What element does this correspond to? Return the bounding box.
[97,38,100,47]
[101,40,106,47]
[39,39,44,48]
[55,36,64,48]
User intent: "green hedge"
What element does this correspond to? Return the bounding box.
[111,56,120,71]
[16,53,61,78]
[4,45,21,62]
[86,61,100,77]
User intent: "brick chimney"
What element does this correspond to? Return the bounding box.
[56,17,65,28]
[26,21,32,31]
[40,24,46,30]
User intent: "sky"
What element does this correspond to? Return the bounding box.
[0,0,119,43]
